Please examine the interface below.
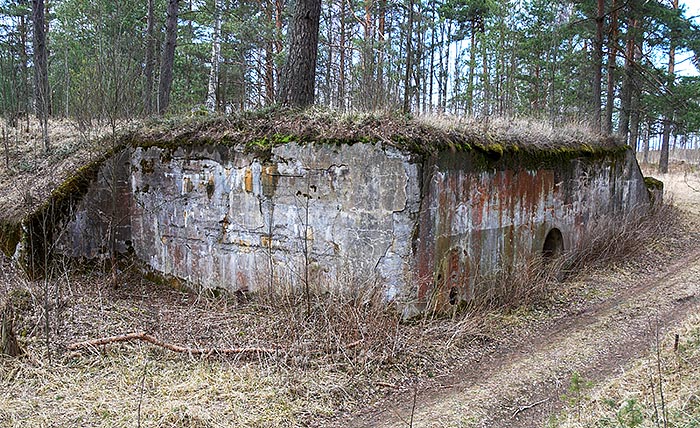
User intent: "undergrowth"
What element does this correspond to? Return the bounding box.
[550,313,700,428]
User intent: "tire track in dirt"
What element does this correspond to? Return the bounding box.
[344,177,700,428]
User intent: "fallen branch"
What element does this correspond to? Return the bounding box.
[345,339,364,350]
[67,332,275,356]
[375,381,399,389]
[511,398,549,419]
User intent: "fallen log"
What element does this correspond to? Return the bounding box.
[67,332,276,356]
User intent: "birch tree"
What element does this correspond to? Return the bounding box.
[31,0,49,149]
[206,0,222,112]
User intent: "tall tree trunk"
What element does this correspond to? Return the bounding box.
[592,0,604,131]
[618,15,637,142]
[32,0,49,150]
[158,0,179,115]
[275,0,284,90]
[206,0,222,111]
[428,0,435,113]
[642,118,650,164]
[261,0,275,105]
[278,0,321,108]
[467,25,476,115]
[402,0,414,114]
[338,0,346,111]
[481,32,489,117]
[324,6,333,106]
[144,0,156,115]
[363,0,373,109]
[19,11,30,127]
[377,0,386,109]
[604,0,618,133]
[658,0,678,174]
[627,37,643,151]
[414,9,423,113]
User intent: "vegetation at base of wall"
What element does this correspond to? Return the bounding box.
[444,200,681,316]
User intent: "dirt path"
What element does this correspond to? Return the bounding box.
[344,172,700,428]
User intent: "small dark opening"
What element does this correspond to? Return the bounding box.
[543,228,564,259]
[448,287,457,305]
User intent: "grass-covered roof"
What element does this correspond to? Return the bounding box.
[0,109,625,223]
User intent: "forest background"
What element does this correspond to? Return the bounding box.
[0,0,699,172]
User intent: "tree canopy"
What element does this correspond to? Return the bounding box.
[0,0,698,153]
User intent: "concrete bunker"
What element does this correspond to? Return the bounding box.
[0,117,658,313]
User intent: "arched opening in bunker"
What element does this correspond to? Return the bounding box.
[542,228,564,259]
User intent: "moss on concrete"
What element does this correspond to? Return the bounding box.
[644,176,664,191]
[5,112,632,278]
[0,221,21,258]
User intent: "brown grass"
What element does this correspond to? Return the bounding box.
[0,191,690,427]
[0,253,490,427]
[131,108,618,154]
[444,200,684,316]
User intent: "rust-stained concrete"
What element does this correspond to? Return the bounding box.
[15,140,650,311]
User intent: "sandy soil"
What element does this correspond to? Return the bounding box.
[341,169,700,428]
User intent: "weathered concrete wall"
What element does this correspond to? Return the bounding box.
[50,141,650,308]
[415,150,649,309]
[125,143,420,297]
[55,150,132,259]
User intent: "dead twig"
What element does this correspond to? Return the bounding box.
[345,339,364,349]
[66,332,276,355]
[376,381,399,389]
[511,398,549,419]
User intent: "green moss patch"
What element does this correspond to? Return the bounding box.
[644,176,664,191]
[0,220,22,257]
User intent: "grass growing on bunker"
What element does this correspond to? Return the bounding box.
[1,110,618,229]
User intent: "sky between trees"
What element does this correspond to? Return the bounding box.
[0,0,698,172]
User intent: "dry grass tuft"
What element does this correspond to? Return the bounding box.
[444,199,684,315]
[565,202,683,274]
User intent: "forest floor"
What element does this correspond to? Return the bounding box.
[340,164,700,428]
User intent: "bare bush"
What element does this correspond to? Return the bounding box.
[564,203,680,275]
